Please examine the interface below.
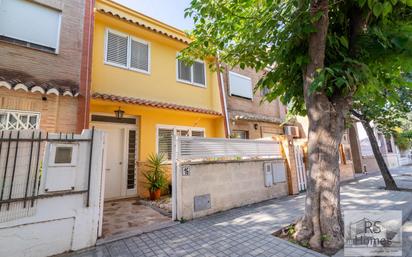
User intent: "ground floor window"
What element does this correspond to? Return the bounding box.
[157,126,205,160]
[230,130,249,139]
[0,109,40,130]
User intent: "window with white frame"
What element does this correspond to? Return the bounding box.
[229,71,253,99]
[157,126,205,160]
[105,29,150,73]
[0,0,61,53]
[0,110,40,130]
[177,59,206,87]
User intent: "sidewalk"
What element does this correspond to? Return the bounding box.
[67,165,412,257]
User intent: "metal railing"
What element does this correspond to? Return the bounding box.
[176,136,282,160]
[0,129,94,220]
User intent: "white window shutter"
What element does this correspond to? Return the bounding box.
[0,0,61,50]
[106,31,128,67]
[158,129,173,160]
[130,39,149,72]
[193,61,205,85]
[229,72,253,99]
[178,60,192,82]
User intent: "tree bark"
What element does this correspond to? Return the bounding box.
[293,0,345,253]
[355,115,399,190]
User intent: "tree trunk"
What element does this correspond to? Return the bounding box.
[293,0,345,253]
[360,119,399,190]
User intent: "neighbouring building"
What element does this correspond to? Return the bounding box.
[220,66,287,139]
[294,116,356,182]
[90,0,225,200]
[0,0,93,133]
[352,122,402,172]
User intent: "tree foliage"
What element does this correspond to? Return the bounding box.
[181,0,412,115]
[181,0,412,252]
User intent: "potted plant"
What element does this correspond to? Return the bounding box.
[143,153,167,200]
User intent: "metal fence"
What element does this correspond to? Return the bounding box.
[175,136,282,160]
[0,129,94,222]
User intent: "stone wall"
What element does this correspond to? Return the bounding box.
[176,159,289,220]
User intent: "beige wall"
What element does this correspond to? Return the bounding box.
[362,154,400,173]
[177,159,289,220]
[0,88,78,133]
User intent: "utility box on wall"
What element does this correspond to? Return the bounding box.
[43,143,79,192]
[272,161,286,183]
[263,162,274,187]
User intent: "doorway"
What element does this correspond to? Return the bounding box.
[91,116,138,200]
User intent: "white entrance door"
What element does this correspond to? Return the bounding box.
[103,126,125,199]
[92,122,137,200]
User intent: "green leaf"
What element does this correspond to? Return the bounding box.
[368,0,375,8]
[359,0,368,7]
[407,0,412,6]
[373,2,384,17]
[382,1,393,16]
[240,63,245,69]
[390,0,398,4]
[339,36,349,49]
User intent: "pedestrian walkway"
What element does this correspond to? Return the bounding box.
[67,166,412,257]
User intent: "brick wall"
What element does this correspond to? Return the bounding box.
[0,88,78,133]
[0,0,86,86]
[231,120,283,139]
[222,66,287,120]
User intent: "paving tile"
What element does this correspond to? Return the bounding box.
[65,166,412,257]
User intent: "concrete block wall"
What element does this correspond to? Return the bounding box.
[176,159,288,220]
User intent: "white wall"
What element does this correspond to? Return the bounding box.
[0,129,105,257]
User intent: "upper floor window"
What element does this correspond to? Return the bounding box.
[105,29,150,74]
[177,59,206,87]
[228,71,253,99]
[0,110,40,130]
[0,0,62,53]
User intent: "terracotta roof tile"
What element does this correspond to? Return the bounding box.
[0,76,79,97]
[97,8,190,44]
[92,93,222,116]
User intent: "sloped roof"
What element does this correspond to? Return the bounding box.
[96,1,190,44]
[92,93,222,116]
[0,76,79,97]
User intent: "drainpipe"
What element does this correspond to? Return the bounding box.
[216,60,230,138]
[77,0,95,133]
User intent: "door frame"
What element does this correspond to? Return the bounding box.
[91,115,139,200]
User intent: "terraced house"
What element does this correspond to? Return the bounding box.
[0,0,93,133]
[90,0,226,200]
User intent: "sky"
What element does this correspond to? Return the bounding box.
[113,0,194,31]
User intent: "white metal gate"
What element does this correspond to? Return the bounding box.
[294,145,307,192]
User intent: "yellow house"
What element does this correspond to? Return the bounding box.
[91,0,225,199]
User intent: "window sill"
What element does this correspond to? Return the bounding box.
[104,61,150,75]
[0,36,58,55]
[177,79,206,88]
[230,94,253,100]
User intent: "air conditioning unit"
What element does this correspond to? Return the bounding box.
[284,126,300,138]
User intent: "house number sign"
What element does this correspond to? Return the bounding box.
[182,165,191,176]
